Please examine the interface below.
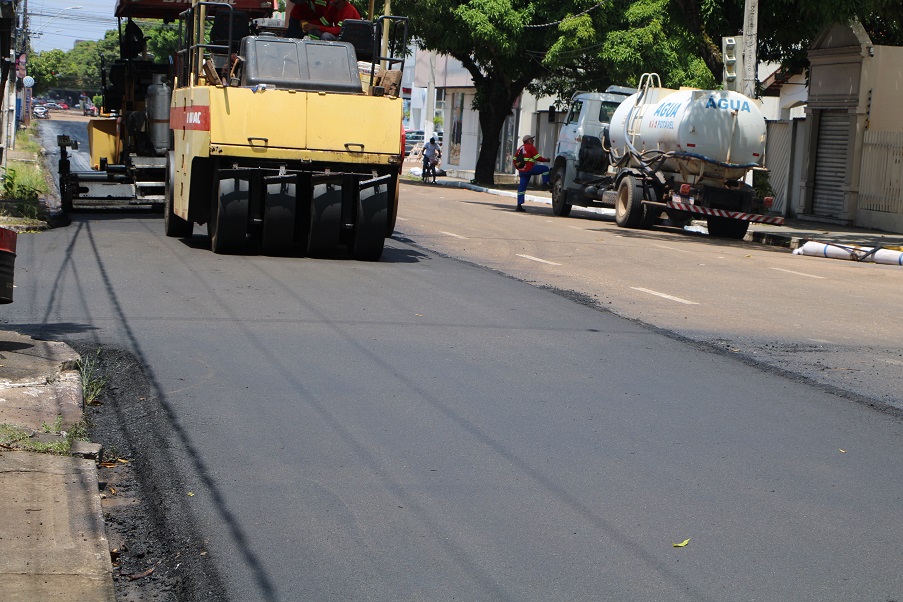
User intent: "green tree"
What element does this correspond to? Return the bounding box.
[28,49,67,96]
[756,0,902,71]
[142,21,180,61]
[392,0,588,184]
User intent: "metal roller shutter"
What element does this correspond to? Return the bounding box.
[764,121,791,215]
[811,111,849,218]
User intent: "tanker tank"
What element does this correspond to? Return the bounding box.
[608,88,767,182]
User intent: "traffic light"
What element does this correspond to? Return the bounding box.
[722,36,743,92]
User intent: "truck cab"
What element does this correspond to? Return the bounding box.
[550,87,634,216]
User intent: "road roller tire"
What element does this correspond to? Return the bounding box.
[351,184,388,261]
[210,177,249,254]
[307,184,342,258]
[260,182,298,256]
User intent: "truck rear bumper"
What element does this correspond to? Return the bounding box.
[661,201,784,225]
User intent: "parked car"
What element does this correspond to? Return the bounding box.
[404,130,423,156]
[58,102,69,110]
[44,102,62,110]
[32,105,49,119]
[404,130,443,156]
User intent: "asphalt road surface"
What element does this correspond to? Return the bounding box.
[7,118,902,600]
[394,184,903,411]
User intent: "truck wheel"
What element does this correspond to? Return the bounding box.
[664,211,693,228]
[351,183,388,261]
[164,152,193,238]
[615,175,644,228]
[210,177,249,254]
[260,182,298,256]
[551,166,572,217]
[706,217,749,239]
[641,206,662,229]
[307,184,342,257]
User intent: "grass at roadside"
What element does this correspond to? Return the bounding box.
[0,416,90,454]
[0,122,51,228]
[0,348,102,454]
[77,348,108,406]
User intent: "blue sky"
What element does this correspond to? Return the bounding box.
[29,0,119,53]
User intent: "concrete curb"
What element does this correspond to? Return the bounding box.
[0,330,115,602]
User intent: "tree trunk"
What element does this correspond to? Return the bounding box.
[473,107,509,186]
[451,55,533,187]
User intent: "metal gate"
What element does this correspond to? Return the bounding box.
[811,110,850,218]
[765,121,791,216]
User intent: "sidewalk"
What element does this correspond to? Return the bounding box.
[428,175,903,253]
[0,330,115,601]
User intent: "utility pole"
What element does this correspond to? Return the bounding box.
[379,0,390,69]
[741,0,758,98]
[424,51,435,136]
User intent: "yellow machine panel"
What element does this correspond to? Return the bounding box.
[88,119,120,169]
[204,87,402,157]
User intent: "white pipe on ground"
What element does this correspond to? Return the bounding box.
[793,241,903,266]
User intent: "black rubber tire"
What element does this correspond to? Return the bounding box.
[260,182,297,256]
[664,211,693,228]
[641,205,662,229]
[163,152,194,238]
[307,184,342,257]
[615,175,645,228]
[351,183,388,261]
[209,177,249,254]
[707,217,750,239]
[551,165,572,217]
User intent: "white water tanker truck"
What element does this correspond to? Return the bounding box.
[550,73,783,238]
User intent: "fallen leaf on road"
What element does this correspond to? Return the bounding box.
[127,566,155,580]
[108,486,117,495]
[187,491,195,497]
[673,538,691,547]
[839,449,847,453]
[117,458,130,463]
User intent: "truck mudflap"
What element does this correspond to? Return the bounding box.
[665,200,785,225]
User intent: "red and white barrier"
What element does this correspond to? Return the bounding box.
[667,201,785,225]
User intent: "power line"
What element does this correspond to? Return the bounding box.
[525,42,606,58]
[524,1,607,29]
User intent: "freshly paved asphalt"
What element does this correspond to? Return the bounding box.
[2,202,903,600]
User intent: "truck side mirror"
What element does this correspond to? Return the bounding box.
[548,106,556,123]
